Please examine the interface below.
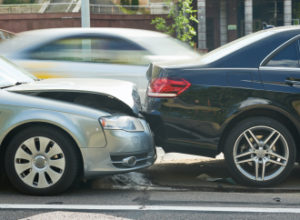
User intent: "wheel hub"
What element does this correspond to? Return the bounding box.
[255,148,266,159]
[33,155,47,169]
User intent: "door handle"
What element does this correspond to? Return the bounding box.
[285,77,300,86]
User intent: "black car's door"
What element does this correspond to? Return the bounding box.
[259,36,300,116]
[259,37,300,92]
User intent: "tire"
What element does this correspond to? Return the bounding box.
[5,125,80,195]
[224,117,296,187]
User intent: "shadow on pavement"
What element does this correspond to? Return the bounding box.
[1,158,300,194]
[144,159,300,192]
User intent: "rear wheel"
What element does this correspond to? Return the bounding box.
[224,117,296,186]
[5,126,80,195]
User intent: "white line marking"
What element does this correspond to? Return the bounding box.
[0,204,300,214]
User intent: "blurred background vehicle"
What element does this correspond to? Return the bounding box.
[0,29,14,41]
[0,28,200,104]
[0,55,155,195]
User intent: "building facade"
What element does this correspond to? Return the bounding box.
[197,0,300,51]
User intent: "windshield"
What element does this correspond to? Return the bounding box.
[135,36,200,57]
[0,56,36,88]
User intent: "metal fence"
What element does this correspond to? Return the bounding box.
[0,3,171,14]
[90,4,171,15]
[0,4,42,14]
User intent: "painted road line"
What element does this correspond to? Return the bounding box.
[0,204,300,213]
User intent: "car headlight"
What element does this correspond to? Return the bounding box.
[100,116,144,132]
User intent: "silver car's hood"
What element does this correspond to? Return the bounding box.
[0,90,108,119]
[6,78,141,114]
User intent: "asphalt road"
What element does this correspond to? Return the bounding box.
[0,186,300,220]
[1,151,300,220]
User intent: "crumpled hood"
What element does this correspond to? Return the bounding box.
[0,90,108,119]
[6,78,141,114]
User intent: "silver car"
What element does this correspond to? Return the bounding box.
[0,57,155,195]
[0,28,201,103]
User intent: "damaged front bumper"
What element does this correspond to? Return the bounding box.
[80,118,156,178]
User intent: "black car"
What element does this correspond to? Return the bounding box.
[144,26,300,187]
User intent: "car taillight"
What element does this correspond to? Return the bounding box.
[147,78,191,98]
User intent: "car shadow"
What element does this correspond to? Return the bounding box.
[1,159,300,194]
[144,159,300,192]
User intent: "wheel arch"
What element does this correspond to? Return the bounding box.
[218,107,300,160]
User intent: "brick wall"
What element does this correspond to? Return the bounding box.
[0,13,168,33]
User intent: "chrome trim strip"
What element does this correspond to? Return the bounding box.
[148,92,177,98]
[111,156,153,164]
[184,68,258,71]
[259,66,300,72]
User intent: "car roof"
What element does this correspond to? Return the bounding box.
[0,28,169,56]
[17,27,168,39]
[259,25,300,33]
[206,25,300,68]
[157,25,300,69]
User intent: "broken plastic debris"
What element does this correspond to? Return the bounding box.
[196,174,211,180]
[209,177,236,185]
[207,177,223,182]
[197,174,236,185]
[91,172,152,190]
[273,197,281,202]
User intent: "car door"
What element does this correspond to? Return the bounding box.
[259,36,300,115]
[259,37,300,92]
[15,35,150,103]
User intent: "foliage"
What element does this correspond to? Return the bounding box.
[293,2,300,19]
[131,0,139,6]
[120,0,130,5]
[151,0,198,47]
[120,0,141,13]
[3,0,35,3]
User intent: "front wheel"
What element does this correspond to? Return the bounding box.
[5,126,80,195]
[224,117,296,187]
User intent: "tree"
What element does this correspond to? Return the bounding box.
[131,0,139,6]
[151,0,198,47]
[293,1,300,20]
[120,0,130,5]
[3,0,35,3]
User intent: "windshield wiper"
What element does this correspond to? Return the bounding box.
[1,82,24,89]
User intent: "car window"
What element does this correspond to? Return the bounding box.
[91,38,143,51]
[265,40,300,68]
[29,37,149,65]
[199,30,274,64]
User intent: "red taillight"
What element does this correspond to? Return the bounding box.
[147,78,191,98]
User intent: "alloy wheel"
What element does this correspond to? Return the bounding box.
[233,125,289,182]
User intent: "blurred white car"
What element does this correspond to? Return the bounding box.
[0,28,200,103]
[0,29,14,41]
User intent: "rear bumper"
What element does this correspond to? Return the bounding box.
[143,98,219,157]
